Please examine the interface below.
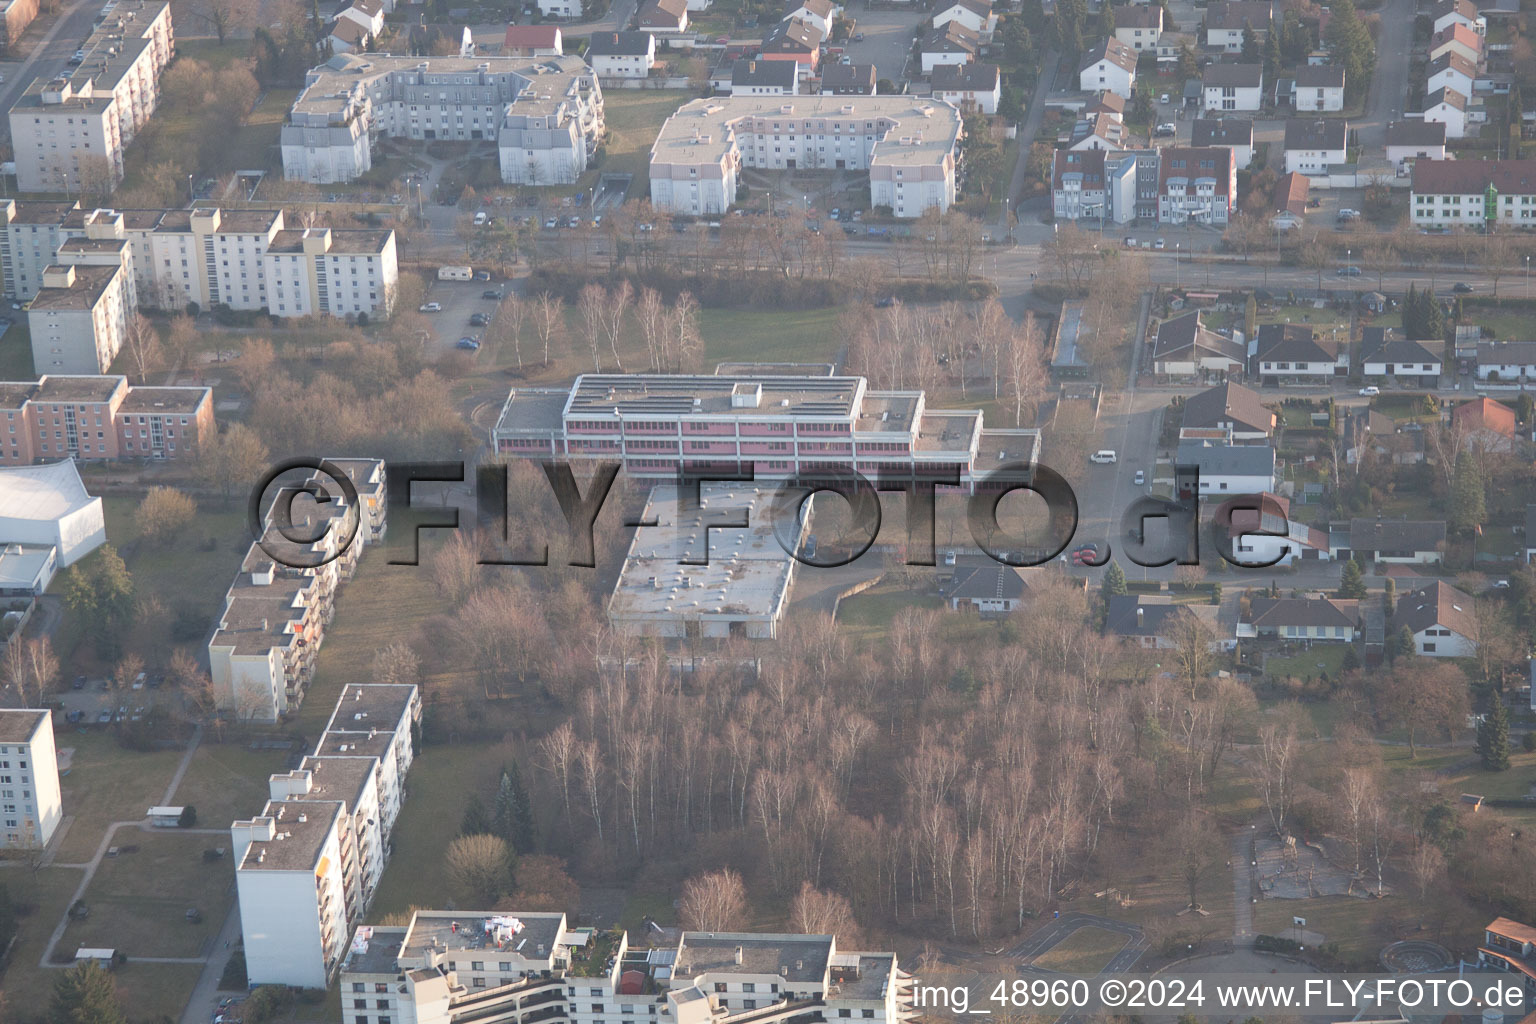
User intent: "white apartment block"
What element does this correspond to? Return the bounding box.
[27,263,133,374]
[649,97,961,218]
[280,53,604,186]
[492,373,1041,492]
[209,459,387,724]
[234,682,420,990]
[0,709,62,849]
[8,0,174,193]
[339,911,918,1024]
[0,201,399,323]
[1411,158,1536,227]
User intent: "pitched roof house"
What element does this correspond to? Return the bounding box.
[1181,381,1275,439]
[1395,580,1477,656]
[1252,323,1347,381]
[1452,396,1517,450]
[1151,312,1247,380]
[1338,518,1446,564]
[639,0,690,31]
[1239,596,1361,641]
[1105,595,1224,649]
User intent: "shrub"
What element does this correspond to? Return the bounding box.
[1254,934,1302,953]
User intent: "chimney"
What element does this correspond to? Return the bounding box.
[1136,606,1144,625]
[735,946,744,965]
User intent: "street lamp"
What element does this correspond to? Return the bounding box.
[1174,242,1181,289]
[1526,255,1530,298]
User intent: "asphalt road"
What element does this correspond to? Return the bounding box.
[0,0,102,145]
[1358,0,1416,153]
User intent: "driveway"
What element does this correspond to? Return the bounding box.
[838,7,925,84]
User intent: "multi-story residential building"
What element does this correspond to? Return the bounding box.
[0,709,62,849]
[1114,3,1163,50]
[0,374,211,464]
[1078,38,1137,98]
[1191,117,1254,168]
[1156,146,1238,225]
[1292,65,1344,111]
[790,0,841,38]
[208,459,387,724]
[26,263,132,374]
[1202,64,1263,112]
[492,373,1041,492]
[234,683,419,990]
[648,97,962,219]
[280,53,604,186]
[1411,158,1536,227]
[338,912,917,1024]
[7,0,174,192]
[1282,118,1347,176]
[0,201,399,320]
[931,62,999,114]
[0,0,38,54]
[1204,1,1272,51]
[587,32,656,80]
[1385,120,1447,171]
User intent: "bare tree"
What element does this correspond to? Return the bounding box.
[577,284,607,372]
[1256,712,1301,835]
[490,294,526,370]
[431,531,480,608]
[679,868,749,931]
[1409,842,1445,901]
[2,637,56,707]
[636,287,666,371]
[122,312,163,384]
[1002,313,1048,426]
[446,833,515,906]
[135,487,197,544]
[1171,808,1223,910]
[605,279,632,372]
[788,881,858,940]
[1167,607,1217,700]
[372,641,420,686]
[533,291,564,366]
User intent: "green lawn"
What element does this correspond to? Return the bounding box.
[1252,895,1396,966]
[53,733,186,863]
[699,307,841,368]
[174,38,256,71]
[1262,645,1352,681]
[595,90,694,188]
[835,582,945,640]
[1031,926,1129,975]
[170,742,298,832]
[0,867,82,1007]
[63,830,235,958]
[0,320,33,378]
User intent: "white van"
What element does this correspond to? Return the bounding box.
[1089,450,1118,464]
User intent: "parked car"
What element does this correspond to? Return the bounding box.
[419,302,441,312]
[1134,469,1145,485]
[852,31,864,40]
[456,337,481,350]
[473,211,488,225]
[1336,265,1362,276]
[469,312,489,326]
[482,289,502,300]
[1155,122,1176,137]
[475,270,491,281]
[1359,385,1380,396]
[1154,238,1166,250]
[1454,282,1475,293]
[544,217,559,229]
[1089,450,1118,464]
[73,675,86,690]
[1124,237,1138,247]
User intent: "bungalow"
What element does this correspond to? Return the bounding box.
[922,21,979,74]
[1175,439,1277,495]
[933,0,996,40]
[1292,65,1345,112]
[1202,63,1264,112]
[730,59,799,95]
[932,62,1001,115]
[820,63,876,94]
[586,31,656,79]
[1452,396,1517,451]
[1151,313,1248,380]
[638,0,690,32]
[785,0,840,37]
[1385,120,1447,172]
[1192,117,1254,168]
[1205,1,1273,52]
[502,24,564,56]
[1360,330,1442,384]
[1271,170,1309,229]
[763,17,823,76]
[1432,0,1484,38]
[946,564,1026,614]
[1181,381,1275,440]
[1252,323,1348,383]
[1423,87,1468,139]
[1105,595,1225,649]
[1225,494,1332,566]
[1079,37,1138,98]
[1238,596,1361,641]
[1283,118,1348,176]
[1335,517,1446,564]
[1430,22,1483,66]
[1396,580,1477,657]
[1114,4,1163,51]
[1428,52,1477,101]
[1476,340,1536,382]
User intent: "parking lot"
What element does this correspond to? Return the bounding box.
[417,277,507,358]
[837,7,922,84]
[53,675,182,726]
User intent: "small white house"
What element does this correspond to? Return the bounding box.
[1477,340,1536,382]
[1432,0,1484,38]
[1385,120,1447,171]
[1292,65,1344,112]
[1361,334,1442,382]
[1282,118,1347,176]
[586,31,656,79]
[1424,88,1468,138]
[785,0,840,38]
[335,0,385,37]
[931,62,1000,115]
[945,564,1026,614]
[1428,52,1477,100]
[536,0,584,17]
[1114,4,1163,51]
[1205,1,1273,52]
[1175,440,1277,495]
[1202,63,1264,112]
[933,0,997,39]
[1192,117,1254,168]
[922,21,979,74]
[1079,37,1138,98]
[1397,581,1477,657]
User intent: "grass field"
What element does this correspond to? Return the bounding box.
[53,733,185,863]
[594,90,694,186]
[63,830,235,958]
[699,307,842,368]
[171,742,298,830]
[1252,895,1396,963]
[835,582,946,639]
[0,320,32,378]
[1031,926,1129,975]
[1263,644,1351,680]
[0,867,82,1011]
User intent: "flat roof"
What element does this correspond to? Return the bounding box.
[343,925,409,976]
[315,729,395,759]
[676,932,832,982]
[610,483,795,626]
[0,709,49,743]
[27,265,119,310]
[292,756,377,811]
[325,684,416,735]
[496,387,571,435]
[567,374,865,419]
[29,375,126,404]
[116,387,209,414]
[0,544,55,588]
[238,800,343,872]
[400,910,569,962]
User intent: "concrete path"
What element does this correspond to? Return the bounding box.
[178,902,243,1024]
[1231,828,1255,947]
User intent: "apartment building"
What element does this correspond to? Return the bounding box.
[338,911,917,1024]
[234,682,419,990]
[1205,1,1272,51]
[1201,64,1263,112]
[587,32,657,80]
[0,0,38,54]
[280,53,604,186]
[1156,146,1238,225]
[0,709,62,849]
[492,373,1041,493]
[1292,65,1344,112]
[1282,118,1347,176]
[27,264,132,374]
[0,201,399,323]
[208,459,387,724]
[8,0,175,192]
[1411,158,1536,226]
[0,373,211,464]
[649,96,962,218]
